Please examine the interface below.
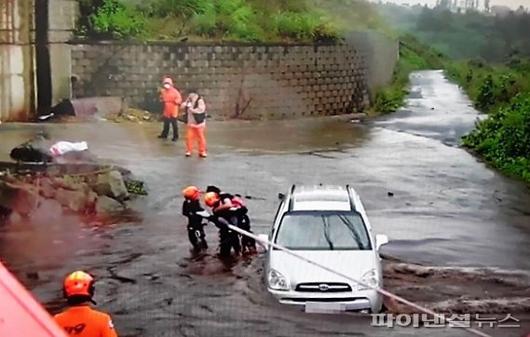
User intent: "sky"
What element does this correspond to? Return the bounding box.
[377,0,530,9]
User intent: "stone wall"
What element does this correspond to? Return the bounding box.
[71,42,371,119]
[346,31,399,96]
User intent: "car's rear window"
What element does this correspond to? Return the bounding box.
[274,211,372,250]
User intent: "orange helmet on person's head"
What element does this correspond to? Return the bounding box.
[63,271,95,298]
[204,192,220,207]
[182,185,201,200]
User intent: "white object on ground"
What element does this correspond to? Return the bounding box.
[49,141,88,157]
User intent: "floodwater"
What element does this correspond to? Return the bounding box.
[1,70,530,337]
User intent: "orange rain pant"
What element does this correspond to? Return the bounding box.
[186,126,206,154]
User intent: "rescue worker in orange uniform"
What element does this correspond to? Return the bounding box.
[181,92,207,158]
[54,271,118,337]
[204,191,241,257]
[206,186,256,253]
[182,185,208,250]
[158,76,182,141]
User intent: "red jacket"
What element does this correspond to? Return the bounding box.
[160,87,182,118]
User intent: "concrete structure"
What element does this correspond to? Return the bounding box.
[1,0,397,121]
[0,0,76,122]
[71,42,387,119]
[345,31,399,97]
[0,0,35,122]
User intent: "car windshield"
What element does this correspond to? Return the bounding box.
[275,211,372,250]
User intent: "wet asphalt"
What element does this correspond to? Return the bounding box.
[1,70,529,337]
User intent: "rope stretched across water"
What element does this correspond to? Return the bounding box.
[227,224,493,337]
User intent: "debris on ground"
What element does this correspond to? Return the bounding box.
[2,137,148,222]
[108,108,154,123]
[10,135,97,164]
[383,261,530,314]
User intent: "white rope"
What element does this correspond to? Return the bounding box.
[227,224,493,337]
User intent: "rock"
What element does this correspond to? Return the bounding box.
[9,211,21,223]
[95,196,124,214]
[126,114,138,122]
[387,192,394,197]
[55,188,89,212]
[1,182,38,216]
[95,170,129,200]
[0,204,12,223]
[26,272,39,280]
[39,178,56,198]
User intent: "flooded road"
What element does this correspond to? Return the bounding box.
[1,70,529,337]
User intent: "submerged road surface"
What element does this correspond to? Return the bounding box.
[1,70,529,337]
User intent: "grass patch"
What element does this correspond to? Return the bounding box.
[77,0,346,42]
[449,59,530,183]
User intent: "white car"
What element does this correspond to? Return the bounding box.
[262,185,389,313]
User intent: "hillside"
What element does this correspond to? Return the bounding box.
[77,0,387,42]
[377,3,530,61]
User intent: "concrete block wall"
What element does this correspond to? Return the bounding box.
[71,42,370,119]
[346,31,399,96]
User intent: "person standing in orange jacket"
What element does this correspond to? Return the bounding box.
[181,91,207,158]
[54,271,118,337]
[158,76,182,141]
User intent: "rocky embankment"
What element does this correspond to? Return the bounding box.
[0,163,146,223]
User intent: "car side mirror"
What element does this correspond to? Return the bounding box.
[278,193,285,200]
[375,234,389,251]
[257,234,270,252]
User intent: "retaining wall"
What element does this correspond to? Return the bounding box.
[71,42,372,119]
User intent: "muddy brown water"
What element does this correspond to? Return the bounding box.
[1,70,529,336]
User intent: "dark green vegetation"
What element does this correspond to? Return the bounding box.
[376,3,530,182]
[77,0,390,42]
[447,60,530,182]
[378,3,530,61]
[78,0,342,42]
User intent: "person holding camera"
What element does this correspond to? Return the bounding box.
[181,92,207,158]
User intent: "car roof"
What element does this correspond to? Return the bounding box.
[290,185,355,212]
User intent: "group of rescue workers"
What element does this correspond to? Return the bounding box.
[54,185,256,336]
[53,77,259,337]
[158,76,208,158]
[182,185,256,256]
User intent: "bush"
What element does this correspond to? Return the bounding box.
[77,0,343,42]
[89,0,147,39]
[463,94,530,182]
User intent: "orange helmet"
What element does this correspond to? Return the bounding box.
[63,271,95,298]
[204,192,220,207]
[182,185,201,200]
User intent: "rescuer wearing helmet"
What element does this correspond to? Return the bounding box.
[204,191,241,257]
[205,186,256,253]
[182,185,208,250]
[54,271,118,337]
